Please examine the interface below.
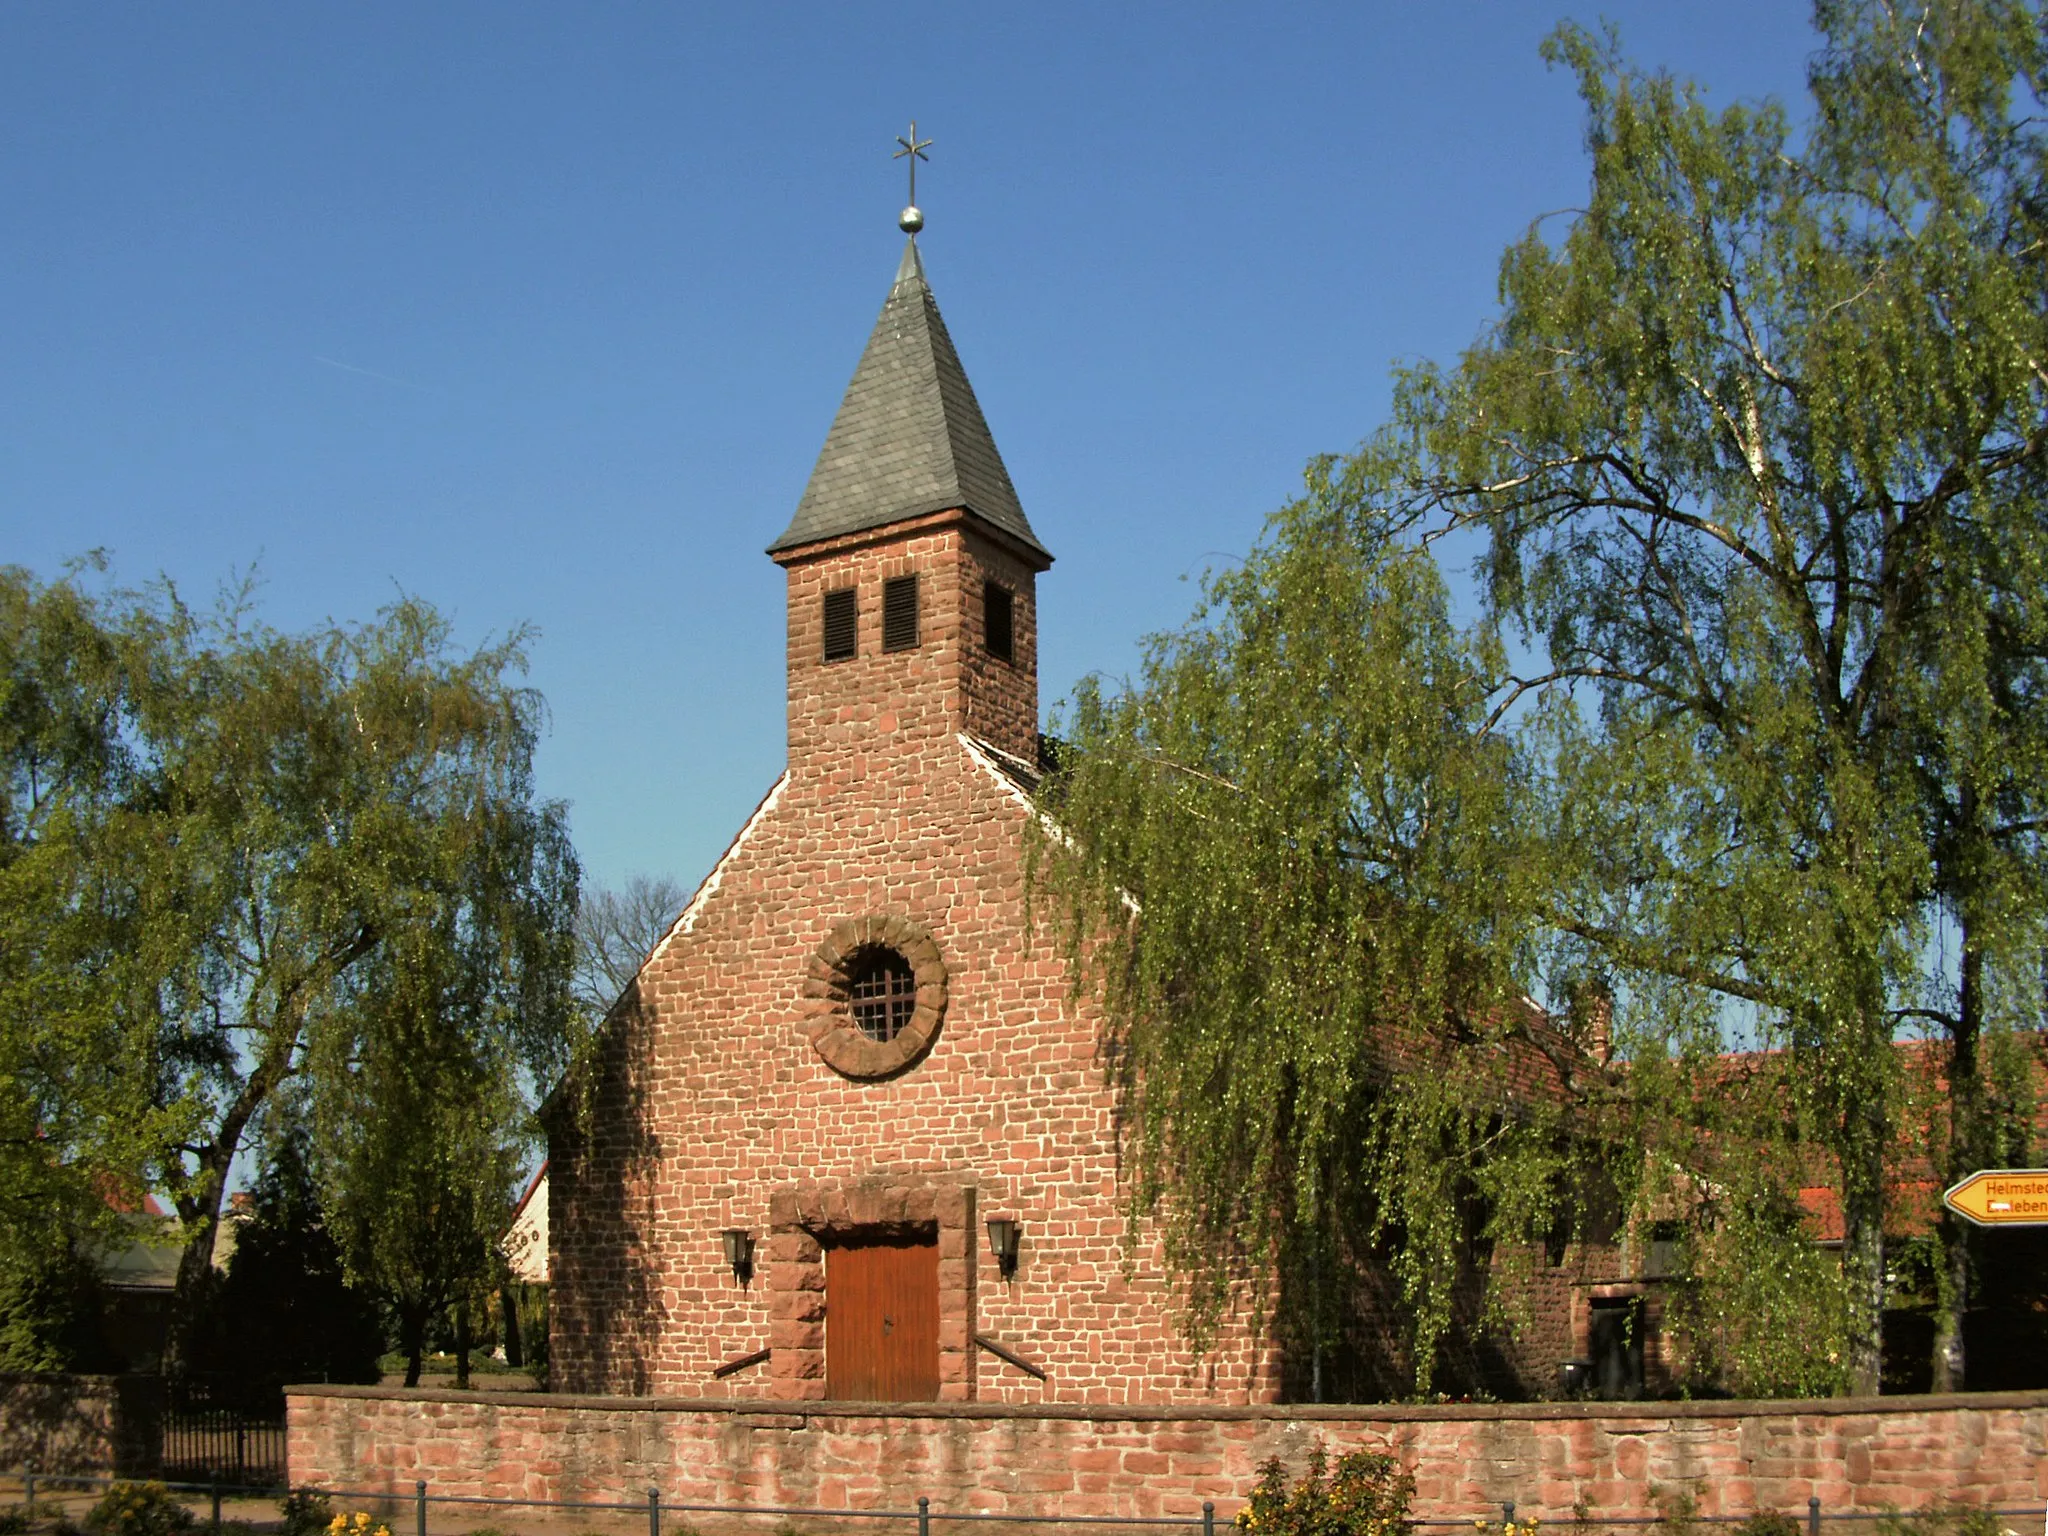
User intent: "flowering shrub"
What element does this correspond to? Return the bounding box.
[1236,1445,1414,1536]
[1472,1515,1540,1536]
[328,1511,393,1536]
[83,1483,195,1536]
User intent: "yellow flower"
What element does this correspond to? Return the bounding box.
[327,1508,390,1536]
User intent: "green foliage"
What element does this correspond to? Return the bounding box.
[1035,511,1599,1392]
[1648,1488,1698,1536]
[1235,1445,1415,1536]
[0,560,196,1283]
[278,1491,334,1536]
[82,1484,193,1536]
[1731,1516,1802,1536]
[1661,1156,1855,1398]
[510,1282,550,1389]
[313,994,522,1387]
[1879,1508,2009,1536]
[0,561,581,1360]
[0,1245,114,1372]
[1622,1051,1856,1397]
[1370,0,2048,1392]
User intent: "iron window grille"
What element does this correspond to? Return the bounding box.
[984,582,1014,662]
[822,588,857,662]
[848,947,917,1042]
[883,574,920,652]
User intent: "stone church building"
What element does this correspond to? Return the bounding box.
[547,232,1278,1405]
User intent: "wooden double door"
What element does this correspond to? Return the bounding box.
[824,1229,940,1401]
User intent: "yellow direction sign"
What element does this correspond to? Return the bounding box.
[1943,1169,2048,1227]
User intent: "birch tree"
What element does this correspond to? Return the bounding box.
[0,564,581,1365]
[1038,0,2047,1397]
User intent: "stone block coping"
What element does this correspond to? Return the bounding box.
[286,1383,2048,1424]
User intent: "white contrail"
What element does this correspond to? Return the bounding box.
[312,355,431,391]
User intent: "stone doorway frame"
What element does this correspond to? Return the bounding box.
[765,1180,977,1402]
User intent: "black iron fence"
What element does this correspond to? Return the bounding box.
[157,1405,286,1488]
[157,1378,287,1488]
[4,1472,2044,1536]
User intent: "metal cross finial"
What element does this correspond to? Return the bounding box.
[894,121,933,232]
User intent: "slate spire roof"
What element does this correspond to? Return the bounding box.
[769,239,1051,564]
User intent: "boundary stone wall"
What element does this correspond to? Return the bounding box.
[287,1385,2048,1521]
[0,1373,163,1477]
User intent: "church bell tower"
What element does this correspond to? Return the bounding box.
[767,220,1053,773]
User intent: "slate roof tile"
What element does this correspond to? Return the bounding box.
[768,239,1051,563]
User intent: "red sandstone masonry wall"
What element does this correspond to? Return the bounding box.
[0,1373,157,1477]
[288,1386,2048,1521]
[780,516,1041,767]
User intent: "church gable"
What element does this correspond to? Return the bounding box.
[632,722,1046,1091]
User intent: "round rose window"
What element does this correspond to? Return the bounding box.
[848,947,917,1042]
[802,916,947,1079]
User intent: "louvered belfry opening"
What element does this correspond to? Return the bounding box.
[984,582,1014,662]
[848,946,917,1042]
[822,588,857,662]
[882,574,920,653]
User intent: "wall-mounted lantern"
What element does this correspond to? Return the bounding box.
[985,1217,1021,1280]
[721,1228,755,1285]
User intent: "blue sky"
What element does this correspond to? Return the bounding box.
[2,2,1820,901]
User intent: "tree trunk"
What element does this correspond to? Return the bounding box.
[1840,1168,1887,1396]
[165,1225,220,1376]
[401,1305,428,1388]
[164,1142,238,1375]
[1840,1230,1885,1394]
[1837,980,1892,1398]
[454,1298,471,1389]
[1932,1224,1969,1392]
[163,1000,312,1373]
[499,1287,524,1370]
[1932,933,1984,1393]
